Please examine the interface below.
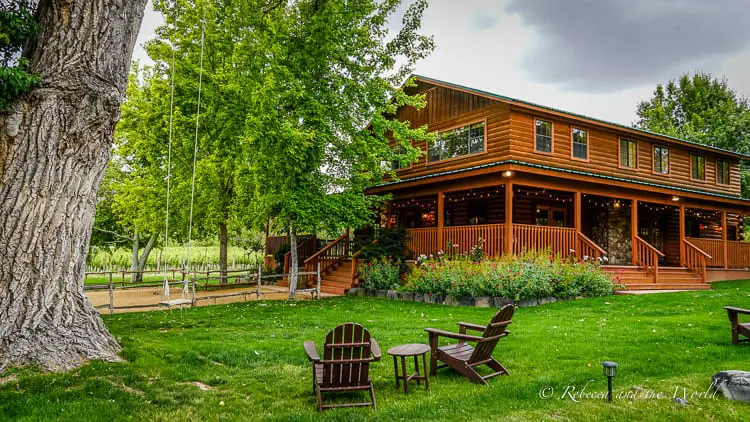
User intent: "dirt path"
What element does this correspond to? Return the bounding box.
[86,285,332,314]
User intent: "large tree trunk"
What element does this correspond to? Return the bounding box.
[288,227,297,301]
[219,222,228,284]
[131,232,157,283]
[130,232,140,276]
[0,0,148,371]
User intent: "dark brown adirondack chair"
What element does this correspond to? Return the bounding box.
[425,304,514,384]
[303,323,381,411]
[725,306,750,344]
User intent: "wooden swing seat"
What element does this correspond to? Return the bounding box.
[158,298,193,308]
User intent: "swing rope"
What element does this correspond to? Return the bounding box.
[161,0,206,305]
[162,0,177,299]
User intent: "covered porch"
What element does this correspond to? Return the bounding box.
[381,174,749,288]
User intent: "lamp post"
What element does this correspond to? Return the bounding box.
[602,361,618,402]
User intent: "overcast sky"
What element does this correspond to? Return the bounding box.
[133,0,750,125]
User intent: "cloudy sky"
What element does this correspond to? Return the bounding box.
[133,0,750,125]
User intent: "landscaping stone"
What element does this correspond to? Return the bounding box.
[517,299,538,308]
[493,297,513,308]
[386,290,398,300]
[375,290,388,298]
[459,296,476,306]
[414,292,424,302]
[538,297,557,305]
[347,288,364,297]
[400,292,414,301]
[475,296,492,308]
[712,370,750,402]
[444,295,459,306]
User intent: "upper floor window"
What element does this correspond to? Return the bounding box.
[535,119,553,153]
[571,127,588,160]
[690,154,705,180]
[717,159,730,185]
[619,139,637,169]
[381,146,405,172]
[653,145,670,174]
[428,121,485,163]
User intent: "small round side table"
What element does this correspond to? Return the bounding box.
[387,343,430,393]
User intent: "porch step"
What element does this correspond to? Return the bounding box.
[624,283,711,291]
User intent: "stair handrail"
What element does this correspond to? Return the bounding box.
[576,232,607,260]
[634,235,664,283]
[304,232,349,265]
[683,239,711,284]
[283,235,318,275]
[350,250,362,286]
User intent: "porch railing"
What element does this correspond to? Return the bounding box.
[406,224,606,260]
[513,224,576,257]
[405,227,438,257]
[443,224,505,257]
[683,239,711,283]
[634,235,664,283]
[686,237,750,269]
[727,241,750,269]
[303,233,352,284]
[577,232,607,261]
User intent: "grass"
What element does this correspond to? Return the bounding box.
[2,282,750,421]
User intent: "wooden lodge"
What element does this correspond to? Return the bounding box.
[276,75,750,293]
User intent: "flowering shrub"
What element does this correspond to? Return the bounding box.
[359,256,401,290]
[404,250,620,300]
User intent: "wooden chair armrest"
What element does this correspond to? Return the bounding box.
[303,341,320,362]
[425,328,483,342]
[725,306,750,315]
[370,338,382,361]
[457,322,486,332]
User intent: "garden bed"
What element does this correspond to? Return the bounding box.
[346,287,577,308]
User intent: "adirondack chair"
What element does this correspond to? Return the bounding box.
[425,304,514,384]
[725,306,750,344]
[303,323,381,411]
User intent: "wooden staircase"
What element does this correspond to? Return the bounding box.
[604,266,710,290]
[308,259,357,295]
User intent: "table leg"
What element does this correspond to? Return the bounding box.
[422,352,429,391]
[401,356,408,394]
[393,356,399,388]
[414,355,420,385]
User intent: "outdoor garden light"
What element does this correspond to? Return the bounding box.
[602,361,618,402]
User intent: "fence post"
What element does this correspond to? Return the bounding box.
[191,280,197,306]
[257,264,262,297]
[108,272,114,314]
[316,261,321,299]
[121,271,125,287]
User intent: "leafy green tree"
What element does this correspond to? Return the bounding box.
[0,1,39,111]
[244,0,434,299]
[635,72,750,196]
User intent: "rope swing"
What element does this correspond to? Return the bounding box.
[160,0,206,308]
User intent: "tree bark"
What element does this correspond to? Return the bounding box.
[131,232,157,283]
[130,232,140,276]
[0,0,148,371]
[288,226,297,301]
[218,222,229,284]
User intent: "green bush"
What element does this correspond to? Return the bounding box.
[404,249,619,300]
[359,256,401,290]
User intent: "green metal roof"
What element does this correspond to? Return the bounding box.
[411,74,750,160]
[373,159,750,204]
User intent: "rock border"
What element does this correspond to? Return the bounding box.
[346,288,582,308]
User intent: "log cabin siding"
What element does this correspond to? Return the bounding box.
[392,85,511,180]
[508,107,742,197]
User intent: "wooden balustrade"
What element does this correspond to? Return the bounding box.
[405,227,439,257]
[442,224,505,257]
[683,239,711,283]
[512,224,576,257]
[577,232,607,261]
[726,241,750,269]
[303,233,352,283]
[634,235,665,283]
[685,238,723,267]
[283,236,319,275]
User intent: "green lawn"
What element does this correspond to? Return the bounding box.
[2,282,750,421]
